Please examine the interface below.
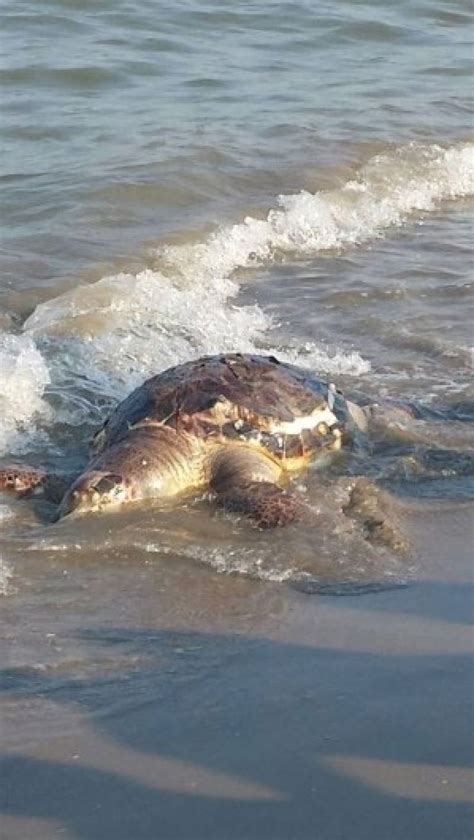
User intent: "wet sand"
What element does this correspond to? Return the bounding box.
[1,500,473,840]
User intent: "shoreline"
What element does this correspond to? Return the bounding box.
[2,499,473,839]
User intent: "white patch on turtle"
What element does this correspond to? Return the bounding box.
[331,427,343,449]
[271,405,339,435]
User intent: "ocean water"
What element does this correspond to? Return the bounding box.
[0,0,473,597]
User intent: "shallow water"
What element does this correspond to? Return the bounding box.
[1,139,472,592]
[1,0,473,562]
[0,0,473,775]
[1,0,473,589]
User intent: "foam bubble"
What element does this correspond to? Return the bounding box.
[0,503,15,523]
[0,555,14,596]
[275,342,370,378]
[0,332,51,454]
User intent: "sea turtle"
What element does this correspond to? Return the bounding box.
[0,353,397,533]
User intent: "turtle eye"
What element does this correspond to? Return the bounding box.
[317,422,329,436]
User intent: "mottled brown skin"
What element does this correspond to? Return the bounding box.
[0,354,345,528]
[0,467,72,504]
[0,466,48,496]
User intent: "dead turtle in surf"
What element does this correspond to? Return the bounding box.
[0,353,405,543]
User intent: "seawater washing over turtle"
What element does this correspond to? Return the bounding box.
[0,353,406,546]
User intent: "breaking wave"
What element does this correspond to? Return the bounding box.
[1,140,472,454]
[158,141,473,274]
[0,333,51,453]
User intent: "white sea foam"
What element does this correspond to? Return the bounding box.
[0,332,51,453]
[3,141,472,450]
[0,503,15,523]
[158,141,474,274]
[0,555,14,596]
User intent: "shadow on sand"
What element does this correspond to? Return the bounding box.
[1,619,473,840]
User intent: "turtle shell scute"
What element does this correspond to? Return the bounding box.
[92,354,342,458]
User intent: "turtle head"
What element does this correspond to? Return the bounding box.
[56,470,129,519]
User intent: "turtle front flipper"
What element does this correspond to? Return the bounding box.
[216,481,303,528]
[0,466,73,505]
[0,465,48,497]
[210,446,302,528]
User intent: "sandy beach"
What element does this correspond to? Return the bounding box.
[2,501,472,840]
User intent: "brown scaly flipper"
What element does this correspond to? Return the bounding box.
[0,466,48,496]
[0,466,72,505]
[210,445,304,529]
[216,481,303,529]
